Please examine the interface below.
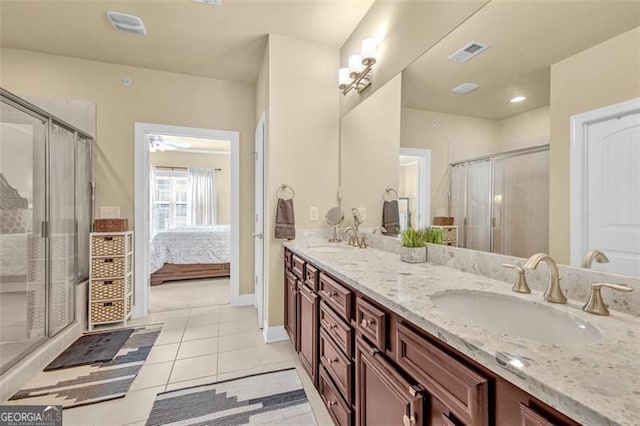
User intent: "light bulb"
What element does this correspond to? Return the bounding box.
[361,38,377,65]
[349,54,363,77]
[338,68,350,88]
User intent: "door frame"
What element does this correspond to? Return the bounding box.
[399,147,431,228]
[569,97,640,268]
[254,111,266,329]
[133,122,241,318]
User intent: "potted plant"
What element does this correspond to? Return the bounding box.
[426,227,444,245]
[400,228,428,263]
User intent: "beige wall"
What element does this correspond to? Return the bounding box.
[0,47,256,295]
[340,1,486,116]
[497,105,550,151]
[549,27,640,263]
[341,74,402,228]
[401,107,498,219]
[265,35,340,327]
[399,162,419,228]
[150,151,232,225]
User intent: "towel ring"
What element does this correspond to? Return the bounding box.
[277,184,295,200]
[383,187,398,202]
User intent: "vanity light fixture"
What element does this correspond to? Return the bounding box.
[338,38,377,95]
[510,96,527,103]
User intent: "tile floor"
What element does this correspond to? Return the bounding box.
[37,304,332,425]
[149,278,230,312]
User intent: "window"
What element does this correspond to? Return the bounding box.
[153,169,190,232]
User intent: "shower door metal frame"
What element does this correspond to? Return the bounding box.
[0,88,94,375]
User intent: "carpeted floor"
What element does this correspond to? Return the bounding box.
[146,368,316,425]
[149,278,229,312]
[8,325,162,408]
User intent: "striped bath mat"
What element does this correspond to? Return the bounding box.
[146,368,317,425]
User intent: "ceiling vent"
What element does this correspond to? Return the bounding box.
[448,41,490,63]
[192,0,222,5]
[106,11,147,35]
[451,83,480,94]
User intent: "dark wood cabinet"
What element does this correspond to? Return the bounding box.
[356,335,424,426]
[283,248,580,426]
[284,269,298,350]
[298,282,319,385]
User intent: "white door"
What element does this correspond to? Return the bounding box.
[254,112,266,328]
[586,111,640,276]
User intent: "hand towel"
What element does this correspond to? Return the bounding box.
[382,200,401,235]
[275,197,296,240]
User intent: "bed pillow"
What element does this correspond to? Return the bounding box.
[0,209,32,234]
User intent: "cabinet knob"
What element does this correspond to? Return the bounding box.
[402,414,416,426]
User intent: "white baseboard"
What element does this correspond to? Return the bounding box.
[232,293,254,306]
[262,322,289,343]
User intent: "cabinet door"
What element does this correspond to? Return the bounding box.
[299,283,319,385]
[284,271,298,350]
[356,335,424,426]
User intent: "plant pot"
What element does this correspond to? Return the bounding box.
[400,246,427,263]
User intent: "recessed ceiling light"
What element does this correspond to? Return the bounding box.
[510,96,527,103]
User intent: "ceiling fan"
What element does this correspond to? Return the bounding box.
[148,134,191,152]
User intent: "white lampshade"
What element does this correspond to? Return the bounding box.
[361,38,377,61]
[348,54,363,74]
[338,67,350,87]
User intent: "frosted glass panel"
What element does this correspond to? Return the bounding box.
[465,159,491,251]
[0,100,47,373]
[49,124,76,335]
[493,151,550,257]
[450,164,467,245]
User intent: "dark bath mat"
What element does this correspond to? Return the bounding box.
[44,328,134,371]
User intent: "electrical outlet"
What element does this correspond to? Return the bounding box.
[309,206,319,222]
[100,206,121,219]
[357,207,367,221]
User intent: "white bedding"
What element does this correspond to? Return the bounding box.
[0,233,28,277]
[149,225,231,273]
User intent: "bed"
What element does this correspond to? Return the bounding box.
[149,225,231,286]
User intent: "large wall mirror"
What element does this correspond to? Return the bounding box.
[340,1,640,278]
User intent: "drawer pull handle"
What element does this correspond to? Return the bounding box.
[104,280,113,285]
[104,237,113,241]
[104,258,114,263]
[322,290,337,298]
[103,302,113,307]
[327,400,337,407]
[361,318,375,328]
[402,414,416,426]
[328,357,338,364]
[329,323,338,330]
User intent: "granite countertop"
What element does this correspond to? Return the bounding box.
[284,240,640,426]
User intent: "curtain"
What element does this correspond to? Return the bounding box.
[150,166,156,236]
[189,167,216,226]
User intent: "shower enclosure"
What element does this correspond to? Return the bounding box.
[0,89,93,375]
[450,146,549,257]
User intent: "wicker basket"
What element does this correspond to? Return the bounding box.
[441,228,457,244]
[433,217,454,226]
[91,257,125,278]
[91,300,125,323]
[92,235,127,256]
[91,279,125,300]
[94,219,128,232]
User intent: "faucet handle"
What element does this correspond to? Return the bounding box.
[583,283,633,316]
[502,263,531,294]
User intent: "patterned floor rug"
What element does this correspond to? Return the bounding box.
[146,368,318,426]
[9,324,162,408]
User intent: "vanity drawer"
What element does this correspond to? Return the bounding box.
[319,272,352,320]
[320,300,353,358]
[285,249,293,270]
[395,321,488,426]
[320,328,353,405]
[355,297,386,351]
[519,403,556,426]
[291,255,306,280]
[319,366,353,426]
[305,263,319,291]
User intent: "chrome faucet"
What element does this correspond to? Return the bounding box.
[523,253,567,304]
[343,227,356,246]
[582,250,609,269]
[373,226,386,235]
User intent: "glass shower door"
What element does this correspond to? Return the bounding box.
[0,99,47,374]
[465,159,492,251]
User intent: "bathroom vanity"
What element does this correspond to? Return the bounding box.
[283,243,639,426]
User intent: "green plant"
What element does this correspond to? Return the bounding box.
[401,228,428,248]
[426,227,444,244]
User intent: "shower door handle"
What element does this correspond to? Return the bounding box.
[253,233,263,239]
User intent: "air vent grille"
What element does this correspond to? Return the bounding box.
[448,41,490,63]
[106,11,147,35]
[451,83,480,94]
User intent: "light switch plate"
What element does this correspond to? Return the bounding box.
[357,207,367,221]
[309,206,319,222]
[100,206,121,218]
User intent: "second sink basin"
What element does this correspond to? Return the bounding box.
[431,290,603,346]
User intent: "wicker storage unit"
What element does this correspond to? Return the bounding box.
[431,225,458,247]
[94,219,128,232]
[89,231,134,329]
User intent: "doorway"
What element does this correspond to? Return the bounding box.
[398,148,431,230]
[254,112,266,329]
[571,98,640,276]
[134,123,240,317]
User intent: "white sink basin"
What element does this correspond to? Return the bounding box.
[307,244,354,253]
[431,290,603,346]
